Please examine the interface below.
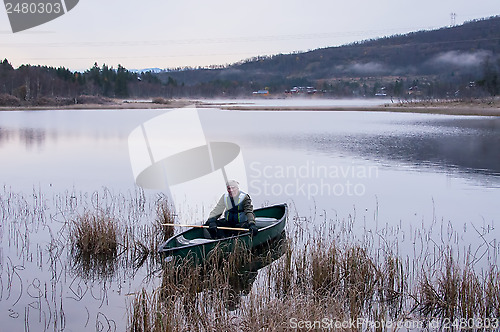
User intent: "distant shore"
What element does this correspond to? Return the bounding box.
[215,104,500,116]
[1,98,500,116]
[0,98,194,111]
[202,97,500,116]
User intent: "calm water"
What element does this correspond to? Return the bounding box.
[1,100,499,330]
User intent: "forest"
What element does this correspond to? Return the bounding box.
[1,16,499,105]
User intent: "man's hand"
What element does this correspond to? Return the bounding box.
[249,223,258,236]
[207,220,218,239]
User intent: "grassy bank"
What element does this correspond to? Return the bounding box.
[2,97,499,116]
[0,97,193,111]
[210,97,500,116]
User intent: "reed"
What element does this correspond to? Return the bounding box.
[126,209,500,332]
[485,267,500,318]
[68,210,121,279]
[309,239,341,309]
[379,254,406,318]
[70,211,119,257]
[129,195,175,268]
[154,195,175,244]
[417,248,500,325]
[2,186,499,331]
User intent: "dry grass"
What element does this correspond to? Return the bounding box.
[417,249,500,325]
[126,218,500,332]
[130,195,175,268]
[2,186,498,331]
[154,195,175,243]
[70,211,119,257]
[68,193,177,279]
[151,97,171,104]
[69,211,120,279]
[485,268,500,318]
[127,232,404,331]
[0,93,21,106]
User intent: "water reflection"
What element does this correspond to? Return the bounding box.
[357,132,500,175]
[0,127,53,149]
[259,116,500,177]
[19,128,47,148]
[0,106,499,330]
[350,117,500,175]
[0,127,15,146]
[223,232,287,310]
[71,250,118,281]
[159,232,287,311]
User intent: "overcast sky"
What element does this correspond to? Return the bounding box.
[0,0,498,71]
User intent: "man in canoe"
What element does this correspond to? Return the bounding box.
[205,180,259,239]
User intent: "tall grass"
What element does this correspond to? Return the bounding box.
[417,250,500,326]
[68,193,177,279]
[127,211,500,332]
[69,211,120,279]
[128,194,175,269]
[1,186,499,331]
[70,211,119,257]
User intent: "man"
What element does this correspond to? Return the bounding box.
[205,180,258,239]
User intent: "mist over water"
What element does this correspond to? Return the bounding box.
[0,101,499,330]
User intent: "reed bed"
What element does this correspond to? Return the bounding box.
[70,211,119,257]
[127,213,500,332]
[0,186,178,331]
[1,186,499,331]
[127,194,176,270]
[417,251,500,327]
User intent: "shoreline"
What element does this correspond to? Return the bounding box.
[1,98,500,117]
[211,105,500,116]
[0,99,194,111]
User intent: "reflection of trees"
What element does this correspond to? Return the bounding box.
[19,128,46,148]
[0,127,15,146]
[0,127,47,148]
[223,232,288,310]
[311,118,500,175]
[359,119,500,174]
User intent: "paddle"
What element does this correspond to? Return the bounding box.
[161,223,249,232]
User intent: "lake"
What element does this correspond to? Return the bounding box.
[1,99,499,330]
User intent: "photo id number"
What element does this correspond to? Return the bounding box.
[5,2,62,14]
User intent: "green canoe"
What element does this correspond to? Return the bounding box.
[158,203,288,263]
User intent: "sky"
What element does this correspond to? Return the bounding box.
[0,0,499,72]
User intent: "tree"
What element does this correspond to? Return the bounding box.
[1,59,14,71]
[101,64,114,96]
[393,79,403,97]
[478,57,499,96]
[114,64,129,97]
[166,76,178,87]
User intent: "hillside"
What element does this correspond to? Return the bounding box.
[1,16,499,103]
[159,16,500,97]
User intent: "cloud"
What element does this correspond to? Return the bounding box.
[430,50,492,67]
[347,62,388,75]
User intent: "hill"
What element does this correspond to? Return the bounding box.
[159,16,500,98]
[1,16,499,104]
